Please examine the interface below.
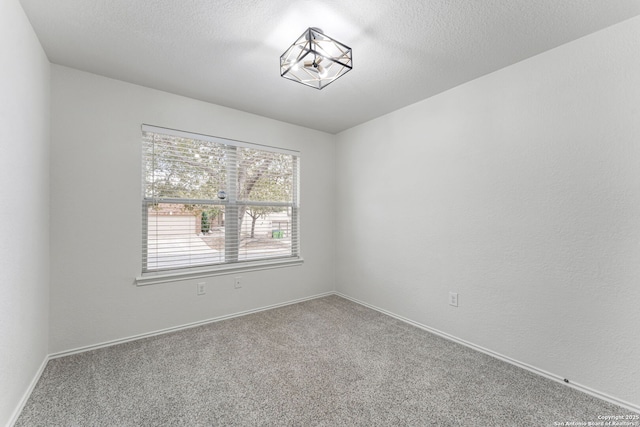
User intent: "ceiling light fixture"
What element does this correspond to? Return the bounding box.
[280,27,352,90]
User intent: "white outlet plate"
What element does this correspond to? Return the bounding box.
[234,277,242,289]
[449,292,458,307]
[197,282,206,295]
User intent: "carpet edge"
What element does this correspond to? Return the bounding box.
[334,291,640,415]
[49,291,334,360]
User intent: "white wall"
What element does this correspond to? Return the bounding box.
[0,0,51,425]
[336,16,640,408]
[49,65,336,353]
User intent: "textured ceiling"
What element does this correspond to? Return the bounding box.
[19,0,640,134]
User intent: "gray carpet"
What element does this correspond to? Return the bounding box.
[16,295,632,426]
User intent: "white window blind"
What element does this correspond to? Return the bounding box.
[141,125,300,274]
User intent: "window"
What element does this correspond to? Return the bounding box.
[141,125,300,275]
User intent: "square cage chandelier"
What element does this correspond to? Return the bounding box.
[280,27,352,90]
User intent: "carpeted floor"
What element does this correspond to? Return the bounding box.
[16,295,632,426]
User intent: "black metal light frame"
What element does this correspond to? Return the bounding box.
[280,27,353,90]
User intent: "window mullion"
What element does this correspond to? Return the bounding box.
[291,156,300,256]
[142,200,150,272]
[225,145,239,263]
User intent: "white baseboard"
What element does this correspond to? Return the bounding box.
[50,291,334,359]
[6,355,49,427]
[335,291,640,414]
[11,290,638,426]
[12,292,333,424]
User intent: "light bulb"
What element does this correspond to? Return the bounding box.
[318,65,327,78]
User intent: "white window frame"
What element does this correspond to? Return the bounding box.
[136,125,302,286]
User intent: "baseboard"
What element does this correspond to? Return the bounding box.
[13,290,638,425]
[335,291,640,414]
[50,291,334,359]
[11,291,333,424]
[6,355,49,427]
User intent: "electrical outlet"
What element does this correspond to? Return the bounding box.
[197,282,206,295]
[449,292,458,307]
[234,277,242,289]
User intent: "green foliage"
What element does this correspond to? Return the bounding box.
[201,211,210,234]
[145,134,294,205]
[200,207,223,234]
[145,134,229,200]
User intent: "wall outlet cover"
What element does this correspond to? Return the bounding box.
[197,282,206,295]
[449,292,458,307]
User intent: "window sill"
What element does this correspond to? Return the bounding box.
[135,257,304,286]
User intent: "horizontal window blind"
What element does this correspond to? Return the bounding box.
[142,125,300,273]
